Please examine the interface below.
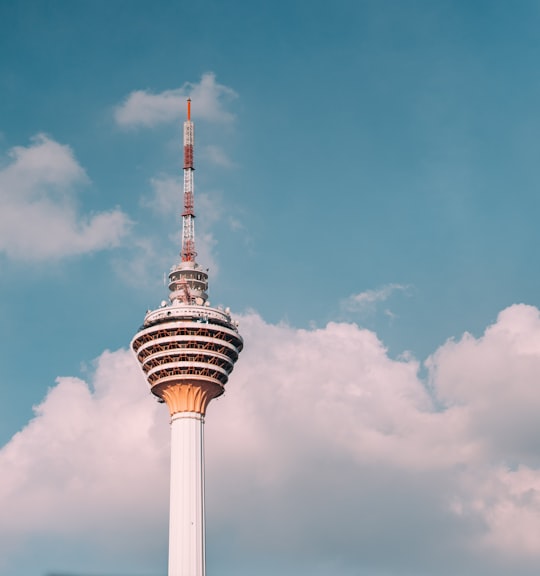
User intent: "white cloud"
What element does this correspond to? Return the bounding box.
[115,72,237,128]
[0,349,169,575]
[209,308,540,573]
[0,135,131,261]
[3,305,540,574]
[427,304,540,466]
[425,304,540,558]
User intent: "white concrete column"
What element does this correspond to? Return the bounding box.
[168,411,206,576]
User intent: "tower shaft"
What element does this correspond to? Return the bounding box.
[169,412,206,576]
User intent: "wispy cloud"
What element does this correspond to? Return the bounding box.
[114,72,237,128]
[0,135,130,261]
[138,177,221,274]
[342,283,410,314]
[202,144,234,168]
[143,176,182,216]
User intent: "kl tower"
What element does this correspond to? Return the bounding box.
[131,99,243,576]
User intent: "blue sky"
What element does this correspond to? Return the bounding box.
[2,1,540,575]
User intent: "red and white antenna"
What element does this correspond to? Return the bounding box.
[181,98,196,262]
[167,99,209,306]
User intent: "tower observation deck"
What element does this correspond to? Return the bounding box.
[131,99,243,576]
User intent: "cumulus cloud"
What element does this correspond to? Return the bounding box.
[426,304,540,559]
[0,349,169,575]
[2,305,540,575]
[0,135,130,261]
[212,307,540,573]
[427,304,540,465]
[115,72,237,128]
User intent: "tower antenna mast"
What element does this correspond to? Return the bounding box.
[181,98,196,262]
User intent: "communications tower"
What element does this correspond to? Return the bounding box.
[131,99,243,576]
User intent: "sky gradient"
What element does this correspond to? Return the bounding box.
[2,1,540,575]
